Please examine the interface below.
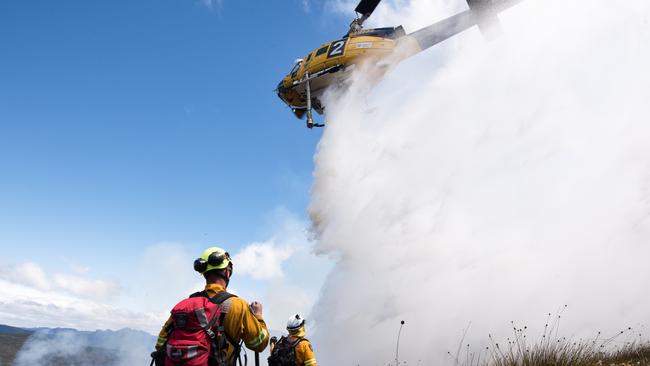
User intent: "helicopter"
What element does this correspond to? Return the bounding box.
[276,0,524,129]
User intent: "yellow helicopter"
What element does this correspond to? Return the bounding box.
[276,0,524,128]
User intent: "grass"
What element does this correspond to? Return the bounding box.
[483,333,650,366]
[448,307,650,366]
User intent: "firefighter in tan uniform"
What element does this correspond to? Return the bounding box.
[268,314,317,366]
[153,247,269,366]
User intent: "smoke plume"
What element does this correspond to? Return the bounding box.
[309,0,650,364]
[13,328,154,366]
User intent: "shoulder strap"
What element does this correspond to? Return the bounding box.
[189,290,209,298]
[206,292,239,353]
[188,291,235,342]
[208,292,237,305]
[291,337,306,348]
[188,290,237,304]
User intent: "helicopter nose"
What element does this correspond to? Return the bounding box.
[276,81,288,99]
[276,81,288,103]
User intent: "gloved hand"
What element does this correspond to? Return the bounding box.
[150,349,166,366]
[249,301,263,318]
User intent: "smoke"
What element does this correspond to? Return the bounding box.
[309,0,650,364]
[14,329,154,366]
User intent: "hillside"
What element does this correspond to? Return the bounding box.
[0,324,155,365]
[0,325,32,335]
[0,333,31,365]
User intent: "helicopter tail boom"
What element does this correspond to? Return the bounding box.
[467,0,502,39]
[408,11,474,51]
[405,0,524,52]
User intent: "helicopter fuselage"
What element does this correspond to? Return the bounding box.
[276,27,407,120]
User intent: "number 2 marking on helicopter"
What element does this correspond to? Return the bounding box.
[327,39,347,58]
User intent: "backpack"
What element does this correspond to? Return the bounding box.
[267,336,305,366]
[164,291,238,366]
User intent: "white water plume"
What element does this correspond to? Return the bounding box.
[309,0,650,364]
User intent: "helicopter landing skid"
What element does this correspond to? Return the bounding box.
[307,120,325,129]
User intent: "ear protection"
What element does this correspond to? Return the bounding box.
[193,251,230,273]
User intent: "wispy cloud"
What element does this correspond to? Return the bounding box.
[301,0,311,13]
[199,0,223,10]
[0,262,120,300]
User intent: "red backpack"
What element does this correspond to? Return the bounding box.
[164,291,237,366]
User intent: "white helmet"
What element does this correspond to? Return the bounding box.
[286,314,305,331]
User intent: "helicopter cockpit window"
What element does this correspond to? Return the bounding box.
[315,46,328,57]
[306,53,313,62]
[290,61,302,77]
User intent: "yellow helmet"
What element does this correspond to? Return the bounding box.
[193,247,232,274]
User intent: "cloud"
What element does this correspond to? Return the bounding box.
[0,278,163,333]
[226,209,333,335]
[52,273,121,299]
[0,262,120,300]
[0,245,194,334]
[7,262,50,290]
[233,242,293,280]
[0,242,210,334]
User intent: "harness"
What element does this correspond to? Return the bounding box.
[267,336,306,366]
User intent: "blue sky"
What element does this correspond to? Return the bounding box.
[0,0,352,332]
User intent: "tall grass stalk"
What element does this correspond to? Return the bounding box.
[448,307,649,366]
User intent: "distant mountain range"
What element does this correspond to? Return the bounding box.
[0,324,155,366]
[0,325,31,335]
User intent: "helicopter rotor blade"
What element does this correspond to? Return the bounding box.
[354,0,382,27]
[354,0,381,17]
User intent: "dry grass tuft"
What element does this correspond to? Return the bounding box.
[448,306,650,366]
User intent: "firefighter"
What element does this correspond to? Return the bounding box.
[152,247,269,366]
[267,314,317,366]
